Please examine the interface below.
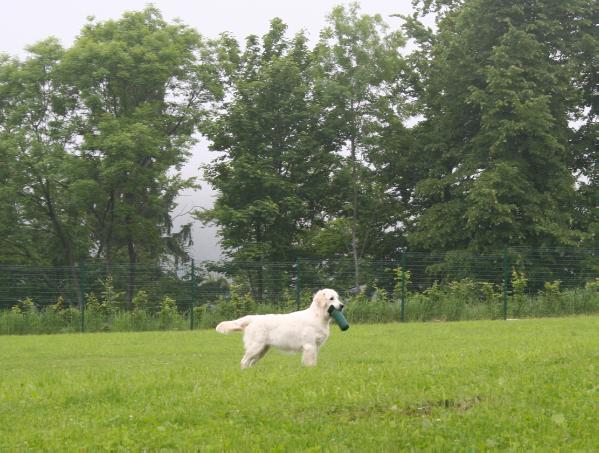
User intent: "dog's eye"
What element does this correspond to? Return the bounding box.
[329,296,334,300]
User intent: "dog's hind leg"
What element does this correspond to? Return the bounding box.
[240,344,270,369]
[301,344,318,367]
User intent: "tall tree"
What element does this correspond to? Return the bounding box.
[315,3,408,283]
[60,7,222,302]
[570,0,598,249]
[0,39,90,268]
[0,39,93,304]
[0,53,31,264]
[404,0,591,253]
[199,19,339,270]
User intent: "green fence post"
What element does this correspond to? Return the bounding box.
[400,253,407,322]
[190,259,196,330]
[503,248,510,320]
[295,257,301,311]
[79,262,86,333]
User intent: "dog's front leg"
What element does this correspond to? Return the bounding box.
[301,344,318,366]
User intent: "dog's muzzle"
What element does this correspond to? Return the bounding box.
[328,303,344,313]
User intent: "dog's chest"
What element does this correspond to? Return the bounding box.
[314,328,329,347]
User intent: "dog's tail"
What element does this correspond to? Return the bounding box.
[215,315,255,334]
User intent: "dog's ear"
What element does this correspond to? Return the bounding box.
[313,290,328,308]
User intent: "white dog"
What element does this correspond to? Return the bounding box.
[216,288,344,368]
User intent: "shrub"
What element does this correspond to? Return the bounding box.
[13,297,37,314]
[392,266,412,301]
[158,296,178,329]
[100,275,124,312]
[132,290,149,311]
[510,270,529,318]
[585,278,599,291]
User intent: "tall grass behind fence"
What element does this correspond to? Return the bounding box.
[0,262,198,334]
[1,248,598,334]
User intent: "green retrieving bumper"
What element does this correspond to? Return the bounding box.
[328,306,349,331]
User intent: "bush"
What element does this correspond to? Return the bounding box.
[158,296,179,329]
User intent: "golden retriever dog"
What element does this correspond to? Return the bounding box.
[216,289,344,368]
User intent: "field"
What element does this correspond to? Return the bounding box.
[1,317,598,450]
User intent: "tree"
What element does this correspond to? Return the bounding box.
[60,7,222,302]
[0,39,91,267]
[199,20,339,268]
[0,53,32,264]
[0,39,95,305]
[315,3,408,284]
[404,0,590,253]
[570,0,598,249]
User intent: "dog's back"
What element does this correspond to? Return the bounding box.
[215,310,310,335]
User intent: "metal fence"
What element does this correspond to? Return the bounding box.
[1,248,598,334]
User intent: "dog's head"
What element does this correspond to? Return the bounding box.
[312,288,344,315]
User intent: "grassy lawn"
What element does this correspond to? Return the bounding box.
[1,317,598,450]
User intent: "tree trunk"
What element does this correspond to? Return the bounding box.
[350,100,359,288]
[41,178,83,306]
[127,233,136,310]
[351,136,359,288]
[125,188,137,309]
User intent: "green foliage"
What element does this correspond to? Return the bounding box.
[2,276,599,334]
[314,4,410,272]
[61,7,222,270]
[84,292,101,312]
[392,266,412,300]
[510,269,529,317]
[49,296,66,313]
[99,275,124,313]
[12,297,37,314]
[199,19,339,265]
[0,38,88,268]
[158,296,178,329]
[229,282,256,318]
[406,0,593,253]
[542,280,562,295]
[47,296,79,325]
[0,7,221,271]
[131,290,149,311]
[343,276,599,323]
[0,2,597,289]
[512,269,528,297]
[585,278,599,291]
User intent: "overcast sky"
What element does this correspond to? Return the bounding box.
[1,0,417,261]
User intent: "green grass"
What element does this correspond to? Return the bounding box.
[1,317,598,450]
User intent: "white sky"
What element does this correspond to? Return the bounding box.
[1,0,417,261]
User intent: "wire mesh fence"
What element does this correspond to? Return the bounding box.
[1,247,598,334]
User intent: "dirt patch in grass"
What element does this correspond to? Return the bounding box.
[401,396,484,417]
[323,396,483,422]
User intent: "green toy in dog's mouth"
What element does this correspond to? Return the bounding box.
[328,305,349,331]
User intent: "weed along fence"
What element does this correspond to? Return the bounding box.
[0,262,199,334]
[1,248,598,334]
